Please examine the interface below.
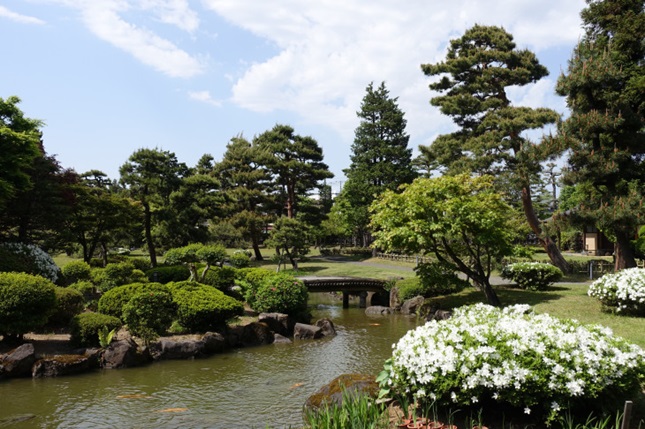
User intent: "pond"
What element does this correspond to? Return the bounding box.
[0,294,421,429]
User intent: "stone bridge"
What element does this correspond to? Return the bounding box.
[297,276,388,308]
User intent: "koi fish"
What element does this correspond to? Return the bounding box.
[156,408,188,413]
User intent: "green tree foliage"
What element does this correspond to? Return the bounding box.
[163,243,227,282]
[418,25,570,273]
[214,136,274,261]
[370,175,515,306]
[247,273,308,315]
[337,82,416,246]
[119,148,188,267]
[265,216,311,270]
[0,272,57,341]
[0,96,41,211]
[556,0,645,270]
[255,124,334,219]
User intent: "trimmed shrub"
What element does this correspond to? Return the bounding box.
[122,290,176,342]
[229,251,251,268]
[129,258,151,272]
[70,312,122,347]
[169,281,243,332]
[0,242,60,282]
[97,282,168,319]
[202,266,238,290]
[145,265,190,284]
[501,261,563,291]
[394,278,427,301]
[0,272,57,337]
[340,247,372,257]
[247,273,308,315]
[414,262,470,297]
[92,262,148,292]
[68,281,97,305]
[60,260,92,285]
[48,287,85,326]
[588,267,645,316]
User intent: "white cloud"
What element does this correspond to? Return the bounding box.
[202,0,585,144]
[138,0,199,32]
[0,5,45,25]
[188,90,221,106]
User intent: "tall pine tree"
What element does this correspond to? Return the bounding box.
[556,0,645,270]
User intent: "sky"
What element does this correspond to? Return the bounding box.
[1,0,587,191]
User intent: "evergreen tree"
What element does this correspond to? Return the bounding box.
[556,0,645,270]
[419,25,570,273]
[338,82,416,246]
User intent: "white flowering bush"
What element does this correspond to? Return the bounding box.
[385,304,645,423]
[500,261,562,290]
[588,268,645,316]
[0,242,59,282]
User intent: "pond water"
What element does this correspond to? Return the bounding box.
[0,294,421,429]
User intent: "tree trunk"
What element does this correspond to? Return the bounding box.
[143,203,157,267]
[614,230,636,271]
[521,186,571,274]
[251,235,263,261]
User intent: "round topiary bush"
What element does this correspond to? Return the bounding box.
[413,261,470,297]
[0,272,57,339]
[382,304,645,424]
[145,265,190,284]
[202,266,238,290]
[70,312,122,347]
[169,281,244,332]
[97,282,168,319]
[122,290,177,341]
[229,250,251,268]
[588,267,645,316]
[248,273,308,315]
[393,278,427,301]
[500,261,563,291]
[48,287,85,326]
[68,281,97,306]
[61,260,92,285]
[0,242,60,283]
[92,261,148,292]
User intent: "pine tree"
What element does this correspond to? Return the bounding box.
[419,25,570,273]
[556,0,645,270]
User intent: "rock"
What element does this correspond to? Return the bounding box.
[240,322,274,346]
[400,296,425,315]
[258,313,292,336]
[314,318,336,337]
[0,343,36,378]
[428,309,452,321]
[150,338,206,360]
[293,323,323,340]
[202,332,227,354]
[273,333,292,344]
[389,286,402,309]
[100,338,151,369]
[365,306,392,315]
[304,374,378,411]
[32,353,99,378]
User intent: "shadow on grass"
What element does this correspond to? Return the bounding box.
[429,285,566,310]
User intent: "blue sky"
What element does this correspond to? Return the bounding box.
[1,0,586,189]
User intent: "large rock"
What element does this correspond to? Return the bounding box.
[100,339,151,369]
[273,333,292,344]
[365,306,392,315]
[314,318,336,337]
[240,322,275,346]
[400,296,425,315]
[32,352,99,378]
[304,374,378,411]
[202,332,227,354]
[427,309,452,321]
[389,286,402,309]
[0,343,36,378]
[258,313,292,336]
[293,323,323,340]
[149,338,206,360]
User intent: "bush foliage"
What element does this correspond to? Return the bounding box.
[61,260,92,285]
[91,262,148,292]
[122,290,176,341]
[97,282,168,319]
[48,287,85,326]
[0,243,60,282]
[145,265,190,284]
[0,272,57,337]
[588,267,645,316]
[501,261,563,291]
[414,261,470,297]
[70,312,122,347]
[201,266,237,290]
[246,273,308,315]
[169,281,244,332]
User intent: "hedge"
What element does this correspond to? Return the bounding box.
[169,281,243,332]
[0,272,57,337]
[97,282,168,319]
[70,312,122,347]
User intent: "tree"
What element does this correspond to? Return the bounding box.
[119,148,188,267]
[214,136,274,260]
[0,96,41,211]
[164,243,227,282]
[337,82,416,246]
[254,124,334,219]
[265,216,312,270]
[556,0,645,270]
[370,175,516,307]
[418,25,570,273]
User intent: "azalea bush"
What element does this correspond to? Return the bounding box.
[382,304,645,424]
[588,267,645,316]
[500,261,562,291]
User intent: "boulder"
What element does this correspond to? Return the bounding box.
[389,286,402,309]
[149,338,206,360]
[32,352,99,378]
[0,343,36,378]
[273,333,292,344]
[400,296,425,315]
[258,313,292,336]
[314,318,336,337]
[293,323,323,340]
[202,332,227,354]
[100,338,151,369]
[365,306,392,315]
[240,322,274,346]
[304,374,378,411]
[427,309,452,321]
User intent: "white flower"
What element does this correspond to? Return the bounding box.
[524,407,531,415]
[551,402,561,412]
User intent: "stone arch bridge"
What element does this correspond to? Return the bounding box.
[297,276,388,308]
